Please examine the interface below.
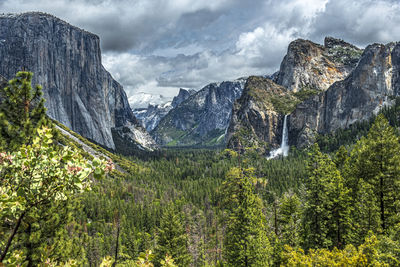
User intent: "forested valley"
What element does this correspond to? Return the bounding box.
[1,72,400,266]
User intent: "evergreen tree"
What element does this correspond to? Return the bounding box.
[277,192,302,248]
[302,144,352,250]
[0,71,48,150]
[221,167,271,266]
[349,114,400,235]
[154,204,192,267]
[334,145,349,171]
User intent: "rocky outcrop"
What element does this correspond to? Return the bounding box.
[289,42,400,147]
[152,79,246,146]
[171,88,196,107]
[275,37,362,92]
[0,12,156,150]
[133,88,196,132]
[226,76,298,152]
[227,38,400,151]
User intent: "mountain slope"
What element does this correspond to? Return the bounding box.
[289,41,400,147]
[227,38,399,152]
[275,37,362,92]
[152,79,246,146]
[226,76,298,152]
[0,12,155,151]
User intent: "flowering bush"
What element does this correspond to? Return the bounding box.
[0,127,110,263]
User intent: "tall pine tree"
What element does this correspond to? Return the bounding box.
[0,71,48,150]
[154,204,192,267]
[221,167,271,266]
[349,114,400,235]
[302,144,352,250]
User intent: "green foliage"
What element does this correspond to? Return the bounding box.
[154,203,191,267]
[282,233,397,266]
[0,71,49,151]
[292,87,319,102]
[221,167,272,266]
[302,144,352,250]
[3,71,400,265]
[0,127,108,265]
[135,250,155,267]
[269,94,299,115]
[348,114,400,240]
[276,192,302,248]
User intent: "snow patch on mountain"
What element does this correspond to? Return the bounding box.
[129,92,170,109]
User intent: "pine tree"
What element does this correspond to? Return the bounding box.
[302,144,352,250]
[221,167,271,266]
[349,114,400,235]
[277,192,302,248]
[154,204,192,267]
[0,71,48,150]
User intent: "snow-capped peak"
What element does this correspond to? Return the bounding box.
[129,92,170,109]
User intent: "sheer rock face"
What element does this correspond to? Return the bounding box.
[226,76,294,152]
[0,12,155,150]
[289,42,400,147]
[275,37,362,92]
[152,79,245,146]
[227,38,399,151]
[171,88,196,108]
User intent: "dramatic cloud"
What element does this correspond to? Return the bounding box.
[1,0,399,106]
[310,0,400,46]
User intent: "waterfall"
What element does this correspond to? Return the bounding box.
[267,115,289,159]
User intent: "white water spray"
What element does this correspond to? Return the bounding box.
[268,115,289,159]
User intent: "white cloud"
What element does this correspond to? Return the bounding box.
[311,0,400,46]
[2,0,400,105]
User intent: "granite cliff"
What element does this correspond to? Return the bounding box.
[289,41,400,147]
[152,79,245,146]
[227,37,400,152]
[0,12,155,151]
[275,37,362,92]
[226,76,297,152]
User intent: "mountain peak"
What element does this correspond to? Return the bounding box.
[171,88,195,108]
[324,36,360,50]
[275,37,362,92]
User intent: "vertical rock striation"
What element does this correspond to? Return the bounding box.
[275,37,362,92]
[226,76,298,152]
[152,79,245,146]
[289,42,400,147]
[0,12,155,150]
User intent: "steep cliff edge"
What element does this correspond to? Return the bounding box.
[226,38,399,152]
[289,42,400,147]
[226,76,298,152]
[275,37,362,92]
[0,12,155,150]
[152,79,245,146]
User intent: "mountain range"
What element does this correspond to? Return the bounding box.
[1,12,399,155]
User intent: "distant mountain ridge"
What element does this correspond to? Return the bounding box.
[133,88,196,132]
[0,12,156,151]
[152,79,246,147]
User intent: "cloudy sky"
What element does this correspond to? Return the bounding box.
[2,0,400,103]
